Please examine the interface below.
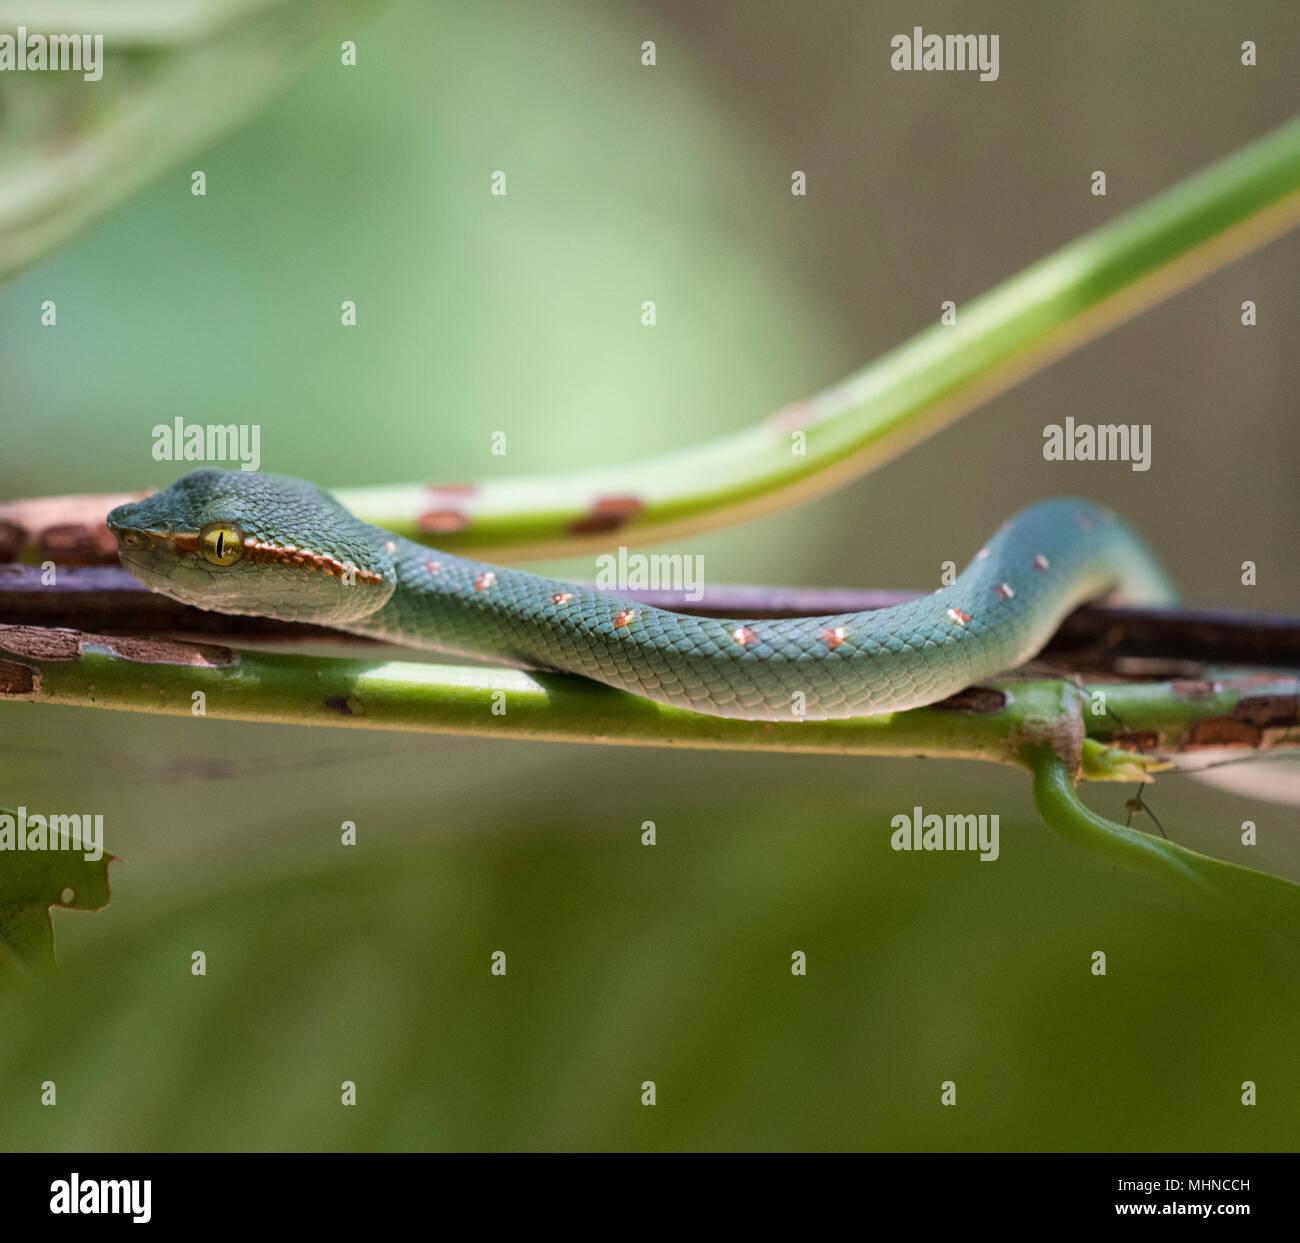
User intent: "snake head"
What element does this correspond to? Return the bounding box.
[107,469,396,624]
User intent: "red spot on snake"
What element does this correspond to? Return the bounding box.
[732,627,758,647]
[569,497,644,537]
[946,607,971,626]
[551,591,574,605]
[474,571,496,592]
[995,583,1014,600]
[820,626,847,650]
[1032,554,1049,572]
[975,547,990,561]
[613,609,637,629]
[424,560,442,573]
[383,540,397,554]
[419,510,469,535]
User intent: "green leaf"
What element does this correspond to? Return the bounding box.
[0,808,113,982]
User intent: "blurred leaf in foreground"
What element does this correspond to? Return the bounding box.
[0,0,384,282]
[0,806,112,982]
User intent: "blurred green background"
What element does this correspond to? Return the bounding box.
[1,0,1298,1150]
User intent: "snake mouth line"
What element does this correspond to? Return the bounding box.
[238,540,387,584]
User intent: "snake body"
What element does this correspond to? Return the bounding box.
[108,470,1177,721]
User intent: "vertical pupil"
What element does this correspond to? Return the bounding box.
[216,531,224,558]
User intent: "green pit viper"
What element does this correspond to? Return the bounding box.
[107,469,1177,721]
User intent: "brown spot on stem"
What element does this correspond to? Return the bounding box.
[1184,717,1261,748]
[0,660,36,695]
[1234,694,1298,729]
[419,510,470,534]
[931,687,1007,713]
[0,626,82,660]
[1171,679,1217,699]
[0,624,235,667]
[1112,730,1161,752]
[38,522,118,564]
[569,496,643,536]
[0,519,26,560]
[96,636,236,667]
[417,484,479,535]
[325,694,360,716]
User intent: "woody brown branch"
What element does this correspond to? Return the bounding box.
[2,564,1299,672]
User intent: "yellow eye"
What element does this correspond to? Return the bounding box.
[199,522,244,566]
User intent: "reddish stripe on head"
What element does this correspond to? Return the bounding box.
[241,539,385,584]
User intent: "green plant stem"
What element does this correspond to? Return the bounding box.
[1027,746,1300,909]
[7,116,1300,562]
[329,113,1300,558]
[3,624,1295,767]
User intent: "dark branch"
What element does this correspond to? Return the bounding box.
[3,564,1298,669]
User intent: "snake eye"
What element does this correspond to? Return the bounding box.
[198,522,244,566]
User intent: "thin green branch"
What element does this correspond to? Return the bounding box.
[328,113,1300,558]
[8,625,1298,890]
[1027,746,1300,911]
[3,623,1295,768]
[6,115,1300,562]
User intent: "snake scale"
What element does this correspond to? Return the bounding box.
[108,469,1177,721]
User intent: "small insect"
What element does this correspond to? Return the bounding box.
[1123,787,1167,838]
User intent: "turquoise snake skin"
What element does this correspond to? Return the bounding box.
[107,470,1178,721]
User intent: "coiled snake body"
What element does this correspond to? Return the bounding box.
[109,470,1176,721]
